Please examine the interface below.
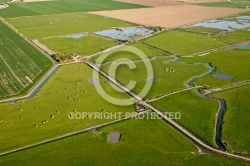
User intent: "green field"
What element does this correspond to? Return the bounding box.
[101,57,209,98]
[0,0,148,18]
[151,90,219,146]
[91,42,168,64]
[179,49,250,90]
[179,26,223,35]
[5,13,134,39]
[41,35,118,56]
[0,63,135,153]
[142,30,250,56]
[0,118,247,165]
[142,30,227,55]
[215,86,250,153]
[0,20,53,99]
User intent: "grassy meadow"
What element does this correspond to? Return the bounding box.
[0,0,148,18]
[91,42,168,64]
[5,13,134,39]
[179,49,250,90]
[215,86,250,153]
[41,35,118,56]
[101,57,209,99]
[0,63,135,153]
[0,118,248,165]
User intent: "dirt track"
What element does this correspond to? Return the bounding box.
[90,4,245,28]
[32,39,56,56]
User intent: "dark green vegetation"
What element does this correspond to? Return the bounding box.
[0,118,247,165]
[180,49,250,90]
[6,13,134,39]
[0,63,135,153]
[41,35,118,56]
[0,0,148,18]
[151,90,219,146]
[0,20,53,99]
[142,30,250,56]
[215,86,250,153]
[101,57,209,98]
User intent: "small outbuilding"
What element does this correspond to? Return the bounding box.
[108,132,121,144]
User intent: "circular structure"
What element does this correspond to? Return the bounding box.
[92,46,154,106]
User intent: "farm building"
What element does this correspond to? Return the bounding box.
[108,132,121,144]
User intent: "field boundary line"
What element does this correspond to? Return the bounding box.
[146,86,204,102]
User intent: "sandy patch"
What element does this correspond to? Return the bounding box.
[116,0,226,6]
[115,0,186,7]
[32,39,56,56]
[90,5,245,28]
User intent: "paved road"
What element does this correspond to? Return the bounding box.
[86,61,250,162]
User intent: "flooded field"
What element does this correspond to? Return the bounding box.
[95,27,154,41]
[188,16,250,31]
[214,73,233,80]
[231,44,250,50]
[64,34,87,39]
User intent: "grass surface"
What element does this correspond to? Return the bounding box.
[6,13,134,39]
[215,86,250,153]
[101,57,209,98]
[143,30,250,56]
[0,20,53,99]
[0,0,148,18]
[41,35,118,56]
[0,118,247,165]
[91,42,168,63]
[179,49,250,90]
[143,30,227,55]
[0,63,135,153]
[151,90,219,146]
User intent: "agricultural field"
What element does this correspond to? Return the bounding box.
[0,63,135,153]
[142,30,249,56]
[0,0,148,18]
[41,35,118,56]
[0,20,53,99]
[151,90,219,146]
[101,57,210,98]
[91,42,168,64]
[179,49,250,90]
[215,86,250,153]
[5,13,134,39]
[0,118,247,165]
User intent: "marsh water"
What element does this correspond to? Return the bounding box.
[95,27,154,41]
[189,16,250,31]
[214,73,233,80]
[0,4,5,9]
[64,34,87,39]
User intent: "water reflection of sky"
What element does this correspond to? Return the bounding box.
[189,16,250,31]
[95,27,154,41]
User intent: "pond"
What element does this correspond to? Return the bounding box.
[232,44,250,50]
[188,16,250,31]
[64,34,87,39]
[95,27,154,42]
[213,73,233,80]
